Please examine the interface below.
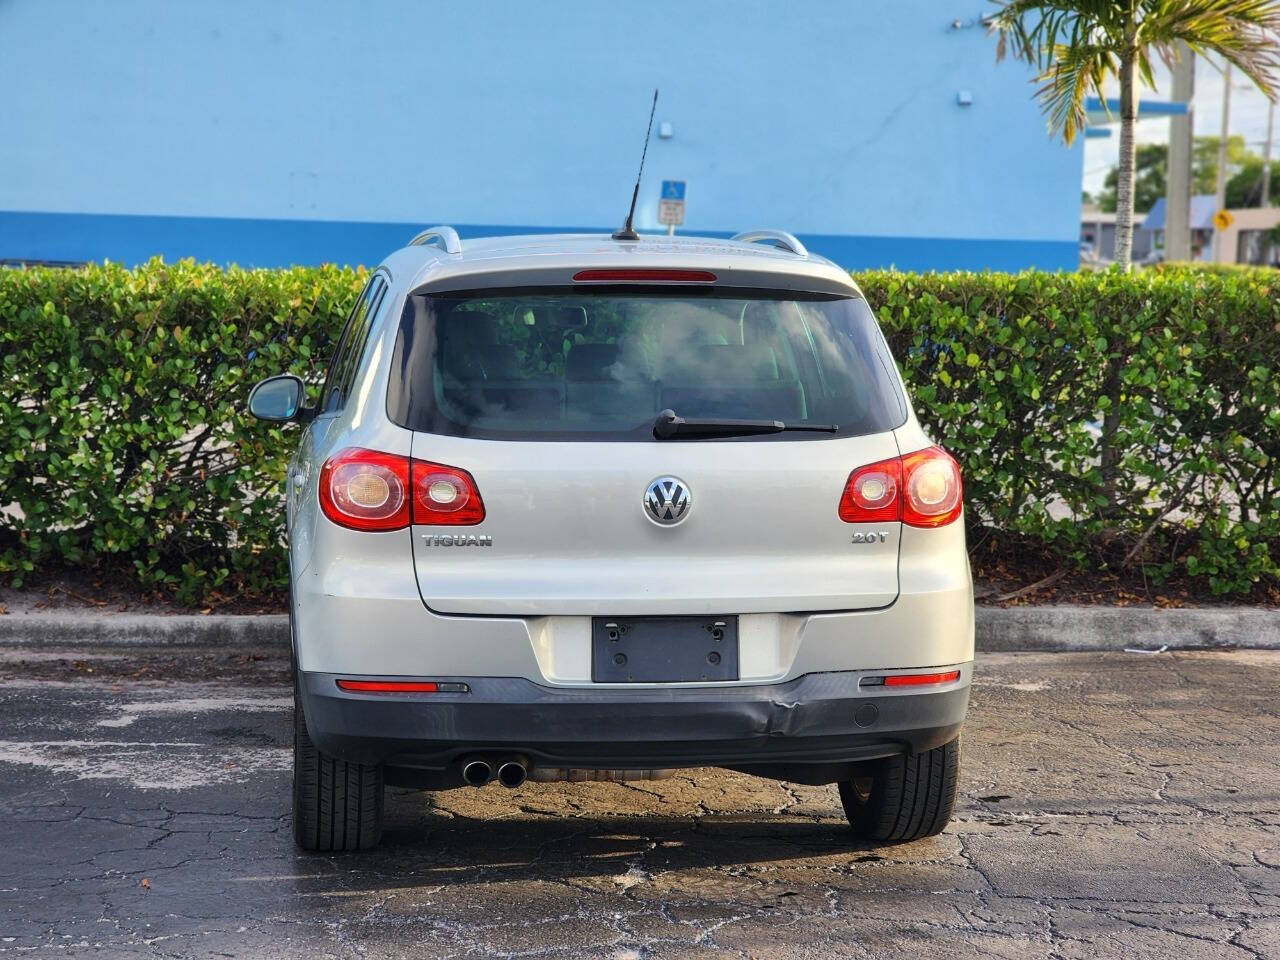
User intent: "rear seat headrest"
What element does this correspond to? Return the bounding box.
[554,306,589,329]
[454,310,502,344]
[565,343,620,381]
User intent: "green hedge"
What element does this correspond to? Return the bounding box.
[0,259,1276,602]
[0,260,365,602]
[866,268,1280,594]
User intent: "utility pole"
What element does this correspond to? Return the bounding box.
[1165,43,1195,262]
[1212,64,1231,262]
[1262,99,1275,209]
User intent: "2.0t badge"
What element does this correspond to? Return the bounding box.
[644,476,691,526]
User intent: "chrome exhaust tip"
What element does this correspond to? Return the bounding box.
[496,758,527,788]
[461,758,493,787]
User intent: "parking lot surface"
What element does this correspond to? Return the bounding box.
[1,646,1277,958]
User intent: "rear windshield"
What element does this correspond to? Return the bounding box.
[386,287,907,441]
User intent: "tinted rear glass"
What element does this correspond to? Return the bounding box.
[387,287,907,441]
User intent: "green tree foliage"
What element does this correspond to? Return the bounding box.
[1194,133,1254,190]
[0,261,1276,601]
[1097,135,1280,211]
[1226,155,1280,205]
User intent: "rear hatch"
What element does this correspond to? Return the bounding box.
[389,280,908,616]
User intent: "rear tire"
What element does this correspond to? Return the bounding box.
[839,736,960,842]
[293,680,384,852]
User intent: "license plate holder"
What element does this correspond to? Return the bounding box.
[591,615,739,683]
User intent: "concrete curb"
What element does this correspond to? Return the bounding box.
[0,613,289,648]
[0,605,1276,652]
[976,604,1280,652]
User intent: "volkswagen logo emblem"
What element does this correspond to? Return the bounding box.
[644,476,691,526]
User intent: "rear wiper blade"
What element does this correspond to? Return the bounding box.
[652,408,838,439]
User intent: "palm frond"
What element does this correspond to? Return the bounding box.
[1035,42,1116,142]
[1139,0,1280,100]
[990,1,1117,69]
[989,0,1280,144]
[990,0,1130,57]
[988,1,1134,139]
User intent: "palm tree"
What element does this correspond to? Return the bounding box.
[989,0,1280,268]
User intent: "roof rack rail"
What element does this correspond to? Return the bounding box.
[409,225,463,255]
[730,230,808,258]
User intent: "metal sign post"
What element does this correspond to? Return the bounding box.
[1165,43,1194,262]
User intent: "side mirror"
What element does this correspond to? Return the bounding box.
[248,374,310,423]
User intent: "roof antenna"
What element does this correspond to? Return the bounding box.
[612,88,658,241]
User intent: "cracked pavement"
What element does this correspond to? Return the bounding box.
[0,647,1277,958]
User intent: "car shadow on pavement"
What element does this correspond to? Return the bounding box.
[283,785,923,889]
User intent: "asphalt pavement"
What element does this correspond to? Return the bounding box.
[1,646,1277,958]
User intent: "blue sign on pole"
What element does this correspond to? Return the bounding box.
[658,179,687,229]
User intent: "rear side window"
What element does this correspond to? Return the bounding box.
[387,287,906,441]
[320,275,387,414]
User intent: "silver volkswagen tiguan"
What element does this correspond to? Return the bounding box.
[249,226,974,851]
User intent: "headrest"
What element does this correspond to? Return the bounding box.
[553,306,588,329]
[452,310,501,345]
[566,342,620,381]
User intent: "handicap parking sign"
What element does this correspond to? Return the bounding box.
[658,180,686,226]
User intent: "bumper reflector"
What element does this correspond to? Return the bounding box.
[884,670,961,687]
[861,670,961,688]
[335,680,471,694]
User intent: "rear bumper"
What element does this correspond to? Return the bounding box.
[291,514,975,682]
[298,664,971,785]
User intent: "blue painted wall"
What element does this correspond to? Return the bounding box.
[0,1,1083,271]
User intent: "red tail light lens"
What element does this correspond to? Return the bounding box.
[901,446,963,526]
[319,448,410,531]
[319,450,486,530]
[411,460,486,525]
[838,446,962,528]
[838,457,902,523]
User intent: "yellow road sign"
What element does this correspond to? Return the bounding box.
[1213,209,1234,231]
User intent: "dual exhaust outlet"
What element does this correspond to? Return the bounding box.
[460,756,676,787]
[461,756,527,789]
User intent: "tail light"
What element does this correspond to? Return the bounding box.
[319,448,485,531]
[899,447,963,526]
[319,448,410,531]
[411,460,485,525]
[840,459,902,523]
[839,446,962,528]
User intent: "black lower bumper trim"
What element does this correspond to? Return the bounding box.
[298,667,971,783]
